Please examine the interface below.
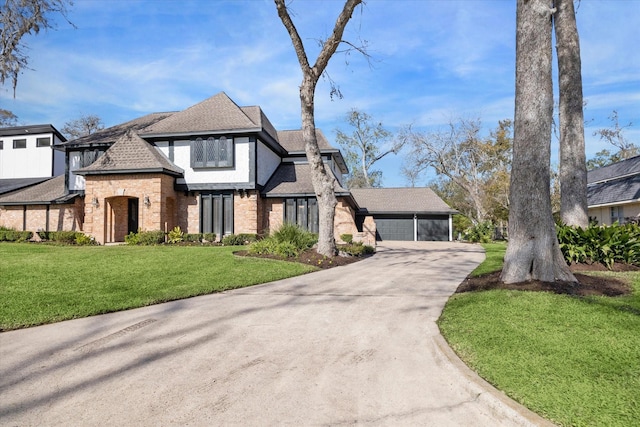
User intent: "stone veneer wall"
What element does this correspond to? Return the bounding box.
[0,198,84,235]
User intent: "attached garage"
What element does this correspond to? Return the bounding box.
[351,187,457,242]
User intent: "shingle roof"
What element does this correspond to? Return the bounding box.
[276,129,335,152]
[588,155,640,184]
[241,106,280,143]
[262,163,349,197]
[74,131,183,176]
[587,174,640,206]
[0,177,51,195]
[64,112,174,146]
[140,92,259,136]
[0,175,77,205]
[350,187,457,214]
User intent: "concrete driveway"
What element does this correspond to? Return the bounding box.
[0,241,551,426]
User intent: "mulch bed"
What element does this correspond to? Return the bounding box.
[234,248,367,269]
[457,263,636,297]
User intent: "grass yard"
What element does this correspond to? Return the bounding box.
[0,243,316,331]
[438,243,640,427]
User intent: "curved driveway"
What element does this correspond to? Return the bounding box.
[0,242,552,426]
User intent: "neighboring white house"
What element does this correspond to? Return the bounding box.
[0,125,66,179]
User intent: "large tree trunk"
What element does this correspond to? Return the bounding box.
[555,0,588,228]
[275,0,362,257]
[300,74,338,256]
[501,0,577,284]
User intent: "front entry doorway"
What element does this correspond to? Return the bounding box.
[128,198,139,234]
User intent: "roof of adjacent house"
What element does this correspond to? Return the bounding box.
[74,131,184,176]
[0,124,67,143]
[350,187,457,215]
[0,177,52,195]
[0,175,78,205]
[262,163,350,197]
[588,174,640,207]
[64,112,174,147]
[588,155,640,185]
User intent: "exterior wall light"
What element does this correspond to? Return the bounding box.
[91,197,99,208]
[144,195,151,206]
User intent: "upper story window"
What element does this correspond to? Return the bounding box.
[191,136,234,169]
[13,139,27,149]
[36,137,51,147]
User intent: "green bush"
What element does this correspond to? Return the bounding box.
[49,231,81,244]
[340,233,353,244]
[125,230,166,245]
[75,233,96,245]
[247,224,317,258]
[203,233,217,243]
[222,233,258,246]
[167,226,184,244]
[340,241,375,257]
[184,233,203,243]
[463,221,494,243]
[0,228,32,242]
[557,222,640,268]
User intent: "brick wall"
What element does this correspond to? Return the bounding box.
[234,190,260,235]
[0,198,83,235]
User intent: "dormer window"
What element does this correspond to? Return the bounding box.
[191,136,234,169]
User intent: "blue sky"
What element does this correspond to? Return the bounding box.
[2,0,639,187]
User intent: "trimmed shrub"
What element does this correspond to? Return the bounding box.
[0,228,32,242]
[125,230,165,245]
[340,241,375,257]
[203,233,217,243]
[222,233,258,246]
[75,233,96,245]
[340,233,353,244]
[184,233,204,243]
[247,224,317,258]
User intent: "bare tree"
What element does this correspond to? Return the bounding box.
[275,0,363,257]
[62,114,105,139]
[0,108,18,126]
[335,109,401,188]
[587,111,639,169]
[1,0,74,96]
[501,0,576,284]
[555,0,588,228]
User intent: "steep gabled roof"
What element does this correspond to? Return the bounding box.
[241,106,279,143]
[74,131,183,176]
[276,129,335,152]
[64,112,174,147]
[588,155,640,185]
[140,92,259,136]
[350,187,457,215]
[0,175,78,205]
[262,163,350,197]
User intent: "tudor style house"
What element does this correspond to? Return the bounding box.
[0,92,457,243]
[588,155,640,225]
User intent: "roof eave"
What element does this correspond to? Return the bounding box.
[140,127,262,139]
[75,168,183,177]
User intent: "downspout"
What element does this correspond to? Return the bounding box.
[449,214,453,241]
[22,205,27,231]
[414,213,418,242]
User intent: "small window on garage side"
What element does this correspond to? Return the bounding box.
[13,139,27,149]
[0,140,3,150]
[36,137,51,147]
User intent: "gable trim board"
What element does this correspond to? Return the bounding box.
[0,93,456,243]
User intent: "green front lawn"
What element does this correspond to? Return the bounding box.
[439,243,640,426]
[0,243,316,331]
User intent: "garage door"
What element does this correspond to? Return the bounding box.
[417,216,449,241]
[375,218,414,241]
